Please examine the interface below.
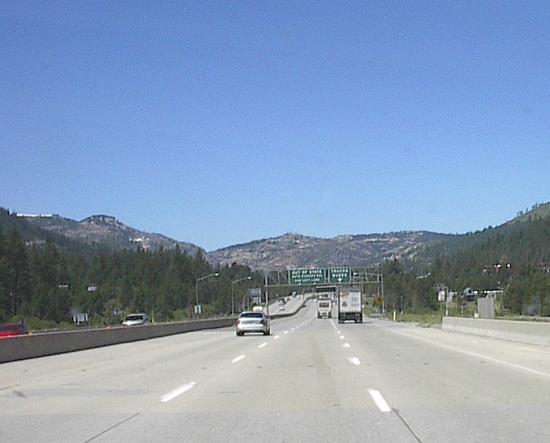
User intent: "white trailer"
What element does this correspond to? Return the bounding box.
[338,287,363,323]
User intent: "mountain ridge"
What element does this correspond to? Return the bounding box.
[3,201,549,269]
[5,211,203,256]
[207,230,451,270]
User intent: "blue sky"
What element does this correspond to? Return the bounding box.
[2,1,550,250]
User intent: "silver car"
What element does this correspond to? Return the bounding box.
[236,311,270,336]
[121,313,149,326]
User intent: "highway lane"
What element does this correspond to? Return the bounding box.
[2,302,550,442]
[335,318,550,442]
[266,293,305,316]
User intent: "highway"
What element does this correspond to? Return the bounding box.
[2,300,550,442]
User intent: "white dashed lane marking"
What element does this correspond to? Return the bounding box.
[368,389,392,412]
[232,355,246,363]
[161,382,196,403]
[349,357,361,366]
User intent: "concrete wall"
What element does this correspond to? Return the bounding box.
[442,317,550,346]
[0,318,233,364]
[0,299,311,364]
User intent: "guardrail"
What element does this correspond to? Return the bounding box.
[442,317,550,346]
[0,298,312,364]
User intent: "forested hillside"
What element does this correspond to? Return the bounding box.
[383,210,550,316]
[0,226,261,328]
[3,202,550,327]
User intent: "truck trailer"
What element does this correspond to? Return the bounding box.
[338,287,363,323]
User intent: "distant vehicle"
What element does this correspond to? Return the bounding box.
[252,306,264,312]
[279,304,285,311]
[236,311,270,336]
[315,285,336,301]
[0,322,28,339]
[121,313,149,326]
[317,298,332,319]
[338,287,363,323]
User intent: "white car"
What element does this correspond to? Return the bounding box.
[236,311,270,336]
[121,313,149,326]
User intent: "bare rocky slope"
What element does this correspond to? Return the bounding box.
[207,231,450,270]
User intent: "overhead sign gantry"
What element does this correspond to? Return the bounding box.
[262,265,385,314]
[264,266,381,287]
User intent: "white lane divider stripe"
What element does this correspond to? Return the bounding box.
[349,357,361,366]
[273,335,280,340]
[368,389,391,412]
[342,342,350,348]
[232,354,246,363]
[161,382,195,402]
[258,342,268,348]
[340,335,345,340]
[284,330,289,334]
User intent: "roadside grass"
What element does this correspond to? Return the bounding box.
[370,310,443,327]
[395,312,442,327]
[6,315,75,332]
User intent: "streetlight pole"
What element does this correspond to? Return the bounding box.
[195,272,219,317]
[231,276,252,315]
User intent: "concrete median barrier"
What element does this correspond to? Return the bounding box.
[442,317,550,346]
[0,318,233,364]
[269,297,311,319]
[0,299,313,364]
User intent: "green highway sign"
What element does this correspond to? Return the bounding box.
[288,268,326,285]
[328,267,351,284]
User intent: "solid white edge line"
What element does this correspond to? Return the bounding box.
[258,342,268,348]
[161,382,196,403]
[382,326,550,380]
[368,389,391,412]
[232,354,246,363]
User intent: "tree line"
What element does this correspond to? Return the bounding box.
[0,228,262,327]
[382,216,550,316]
[3,210,550,327]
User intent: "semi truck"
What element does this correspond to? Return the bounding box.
[317,297,332,319]
[338,287,363,323]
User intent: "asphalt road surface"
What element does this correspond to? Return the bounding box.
[2,301,550,442]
